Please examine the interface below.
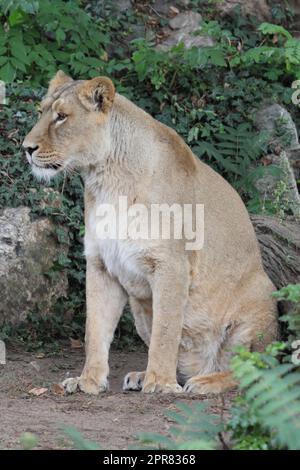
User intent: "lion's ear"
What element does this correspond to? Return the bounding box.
[47,70,73,96]
[78,77,115,113]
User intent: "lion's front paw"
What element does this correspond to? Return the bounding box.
[62,376,108,395]
[123,371,145,391]
[142,372,182,394]
[78,376,108,395]
[62,377,80,394]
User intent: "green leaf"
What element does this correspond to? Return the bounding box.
[0,56,8,66]
[56,29,66,45]
[8,8,27,27]
[209,48,227,67]
[258,23,292,40]
[10,36,29,64]
[0,61,16,82]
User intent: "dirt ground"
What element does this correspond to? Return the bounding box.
[0,345,234,449]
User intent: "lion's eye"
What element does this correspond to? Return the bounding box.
[56,112,67,122]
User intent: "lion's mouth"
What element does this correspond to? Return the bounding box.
[30,159,63,182]
[32,161,62,170]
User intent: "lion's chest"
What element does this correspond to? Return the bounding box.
[99,239,151,299]
[85,207,151,299]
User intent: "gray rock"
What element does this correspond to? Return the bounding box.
[158,33,214,50]
[158,11,213,50]
[176,0,190,6]
[109,0,132,13]
[255,104,300,151]
[289,0,300,33]
[0,207,69,326]
[254,104,300,218]
[217,0,271,21]
[169,11,202,30]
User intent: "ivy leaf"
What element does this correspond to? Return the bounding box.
[10,36,30,64]
[0,61,16,83]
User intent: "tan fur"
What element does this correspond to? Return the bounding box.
[23,72,278,395]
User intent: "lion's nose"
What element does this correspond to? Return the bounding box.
[23,144,39,156]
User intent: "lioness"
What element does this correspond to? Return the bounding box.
[23,71,277,394]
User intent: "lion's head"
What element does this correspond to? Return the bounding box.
[23,71,115,180]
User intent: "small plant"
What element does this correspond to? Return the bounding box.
[138,402,220,450]
[63,426,100,450]
[20,432,38,450]
[273,284,300,347]
[229,348,300,450]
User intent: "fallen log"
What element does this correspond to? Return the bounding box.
[251,215,300,290]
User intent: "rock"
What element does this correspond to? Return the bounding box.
[109,0,132,13]
[148,0,175,16]
[176,0,190,6]
[255,104,300,180]
[254,104,300,218]
[158,11,214,50]
[169,11,202,30]
[217,0,271,21]
[0,207,68,326]
[255,104,300,151]
[289,0,300,31]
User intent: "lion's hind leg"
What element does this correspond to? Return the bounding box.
[183,371,237,394]
[122,297,151,391]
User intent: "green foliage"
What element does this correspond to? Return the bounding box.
[258,23,292,40]
[138,402,219,450]
[194,123,272,194]
[228,22,300,78]
[273,284,300,349]
[230,351,300,450]
[273,283,300,304]
[0,0,109,84]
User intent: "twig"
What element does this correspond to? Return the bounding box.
[149,5,166,19]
